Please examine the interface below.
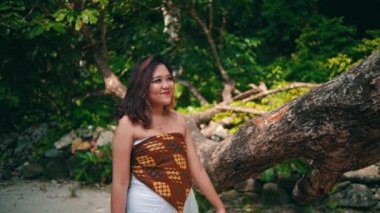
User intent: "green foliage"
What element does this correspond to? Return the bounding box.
[53,7,100,31]
[295,17,357,59]
[258,0,319,59]
[71,144,112,184]
[259,168,275,182]
[259,159,311,182]
[0,1,26,31]
[213,111,250,125]
[353,30,380,56]
[1,0,379,134]
[1,0,379,193]
[194,190,213,212]
[221,33,263,91]
[71,95,118,128]
[326,200,344,212]
[177,103,214,115]
[326,54,353,78]
[285,17,358,82]
[258,82,311,110]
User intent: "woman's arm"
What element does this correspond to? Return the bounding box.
[111,116,134,213]
[180,115,226,213]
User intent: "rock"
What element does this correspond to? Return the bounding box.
[0,135,15,150]
[277,174,300,194]
[330,181,351,194]
[220,117,233,127]
[220,189,240,200]
[200,121,219,138]
[71,139,91,153]
[44,158,68,179]
[374,201,380,211]
[234,178,255,192]
[95,126,105,135]
[107,125,116,131]
[374,188,380,200]
[1,123,56,180]
[343,165,380,184]
[14,141,30,155]
[44,149,61,158]
[330,184,377,209]
[212,125,229,141]
[22,163,44,178]
[54,130,77,149]
[78,127,95,141]
[340,209,371,213]
[96,130,113,147]
[261,205,300,213]
[261,182,291,205]
[81,132,94,141]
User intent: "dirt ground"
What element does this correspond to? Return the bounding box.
[0,180,111,213]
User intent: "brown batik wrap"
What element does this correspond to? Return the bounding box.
[131,132,192,213]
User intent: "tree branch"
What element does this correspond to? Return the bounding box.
[191,51,380,204]
[177,79,209,105]
[241,82,321,102]
[208,0,214,31]
[80,10,126,98]
[188,1,234,102]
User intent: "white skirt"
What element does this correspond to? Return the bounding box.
[126,175,199,213]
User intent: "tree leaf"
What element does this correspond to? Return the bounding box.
[75,18,83,31]
[259,168,274,182]
[54,9,68,22]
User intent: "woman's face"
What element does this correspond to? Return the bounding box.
[148,64,174,107]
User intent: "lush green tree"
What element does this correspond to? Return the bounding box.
[0,0,379,134]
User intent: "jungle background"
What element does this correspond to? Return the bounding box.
[1,0,380,212]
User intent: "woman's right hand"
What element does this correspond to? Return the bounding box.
[216,207,227,213]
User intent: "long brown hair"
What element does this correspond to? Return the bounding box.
[116,55,176,128]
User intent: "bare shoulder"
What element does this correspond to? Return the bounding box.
[117,115,133,128]
[169,110,187,131]
[168,110,184,122]
[114,115,135,137]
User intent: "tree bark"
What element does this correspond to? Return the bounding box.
[189,51,380,203]
[161,0,181,43]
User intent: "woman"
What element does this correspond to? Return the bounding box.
[111,55,226,213]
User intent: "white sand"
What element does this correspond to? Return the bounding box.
[0,180,111,213]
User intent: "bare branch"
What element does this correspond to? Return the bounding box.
[188,2,235,102]
[177,79,209,105]
[219,9,227,50]
[242,82,321,102]
[208,0,214,30]
[233,85,262,100]
[26,0,39,18]
[118,68,128,79]
[80,10,127,98]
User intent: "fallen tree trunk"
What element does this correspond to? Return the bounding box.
[188,51,380,203]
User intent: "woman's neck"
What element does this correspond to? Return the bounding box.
[150,106,165,117]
